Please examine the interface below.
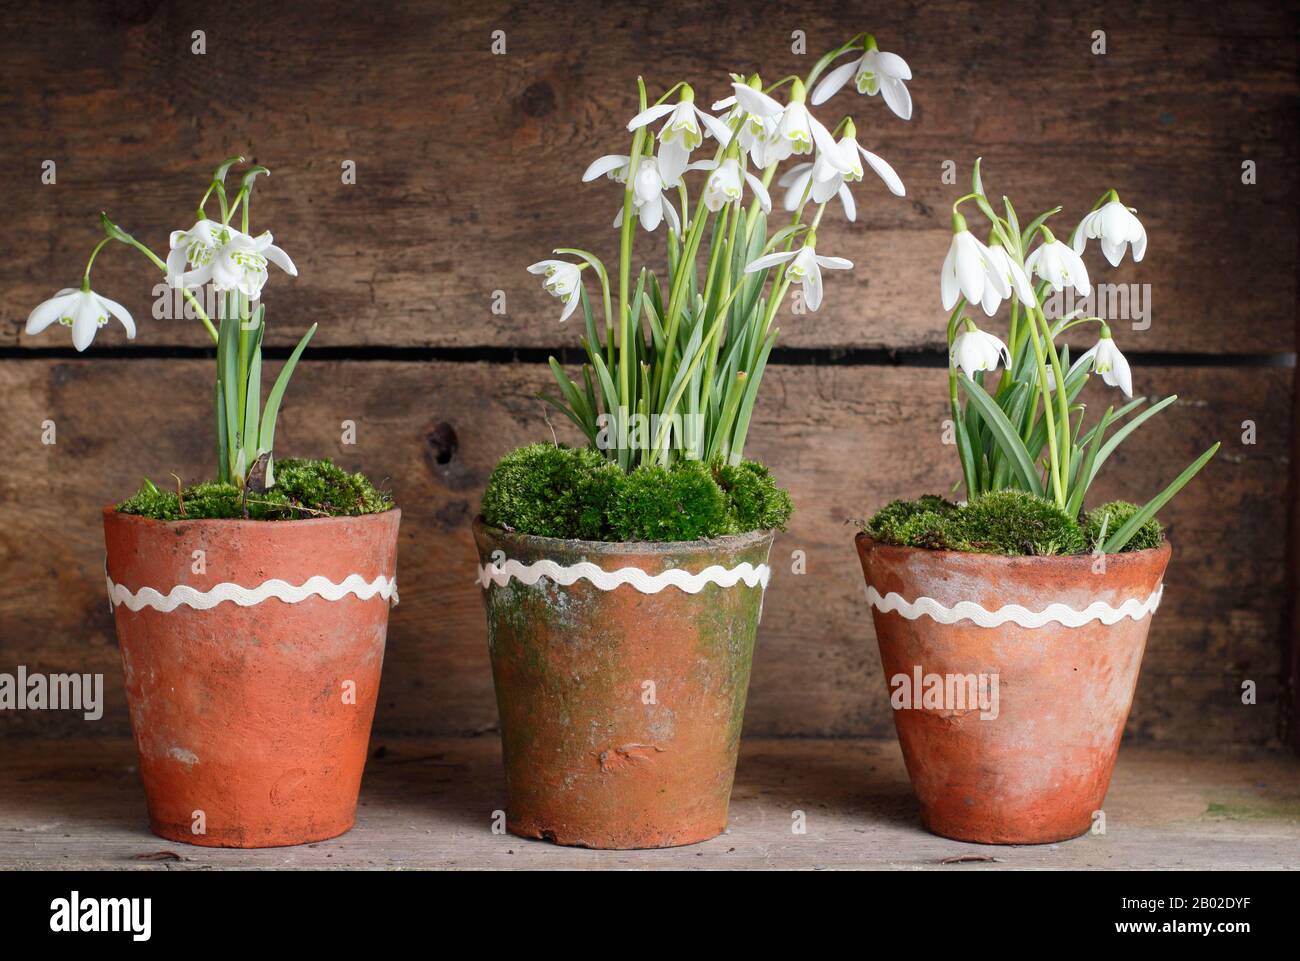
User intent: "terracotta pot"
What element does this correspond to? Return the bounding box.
[474,519,774,849]
[855,533,1170,844]
[103,507,400,848]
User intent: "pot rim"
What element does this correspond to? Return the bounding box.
[102,505,401,529]
[855,529,1171,568]
[473,515,774,555]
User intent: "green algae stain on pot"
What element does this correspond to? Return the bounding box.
[473,520,775,849]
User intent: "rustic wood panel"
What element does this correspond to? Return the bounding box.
[3,737,1299,869]
[1,0,1294,353]
[0,359,1288,745]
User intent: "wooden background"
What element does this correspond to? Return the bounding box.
[0,0,1295,749]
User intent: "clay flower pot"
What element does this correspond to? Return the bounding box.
[103,507,401,848]
[855,533,1170,845]
[473,519,774,849]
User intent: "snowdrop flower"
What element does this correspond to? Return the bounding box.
[1072,197,1147,267]
[763,79,838,164]
[940,216,1009,315]
[713,79,785,168]
[810,38,913,121]
[627,86,732,188]
[982,242,1037,312]
[809,119,905,206]
[1025,228,1091,297]
[779,159,856,219]
[694,154,772,213]
[26,286,136,351]
[527,259,583,323]
[1076,327,1133,398]
[168,220,297,299]
[744,234,851,312]
[606,156,682,233]
[582,154,631,184]
[950,322,1010,378]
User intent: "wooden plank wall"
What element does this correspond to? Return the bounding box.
[1,0,1296,748]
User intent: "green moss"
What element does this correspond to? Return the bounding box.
[116,458,394,520]
[956,490,1086,556]
[865,490,1085,556]
[607,461,727,541]
[1084,500,1164,552]
[866,495,960,546]
[714,461,795,535]
[479,443,617,539]
[479,444,793,542]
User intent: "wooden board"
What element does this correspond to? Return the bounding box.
[1,736,1297,870]
[1,0,1294,353]
[0,359,1289,746]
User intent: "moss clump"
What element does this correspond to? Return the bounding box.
[714,461,796,535]
[866,495,961,548]
[956,490,1086,556]
[607,461,727,541]
[116,458,394,520]
[1084,501,1164,552]
[479,443,793,541]
[479,443,620,540]
[865,490,1085,556]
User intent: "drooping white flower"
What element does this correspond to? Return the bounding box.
[693,156,772,213]
[168,220,297,299]
[779,160,857,220]
[713,81,785,169]
[581,154,631,184]
[810,41,913,121]
[1077,329,1133,398]
[776,120,902,222]
[940,223,1010,315]
[1025,232,1091,297]
[527,259,583,323]
[627,89,732,188]
[744,238,851,312]
[1072,199,1147,267]
[982,243,1037,312]
[950,324,1010,377]
[26,286,136,351]
[607,156,682,234]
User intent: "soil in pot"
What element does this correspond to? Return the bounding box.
[856,533,1170,845]
[474,519,774,849]
[103,507,400,848]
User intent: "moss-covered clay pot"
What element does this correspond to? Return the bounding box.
[855,533,1170,845]
[474,519,774,849]
[103,508,400,848]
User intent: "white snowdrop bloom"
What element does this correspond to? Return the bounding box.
[1072,198,1147,267]
[26,287,136,351]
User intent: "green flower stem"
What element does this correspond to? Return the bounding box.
[123,236,220,344]
[1026,308,1065,507]
[1036,302,1072,491]
[81,237,112,285]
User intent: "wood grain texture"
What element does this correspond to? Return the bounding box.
[0,0,1294,352]
[2,737,1298,869]
[0,359,1288,745]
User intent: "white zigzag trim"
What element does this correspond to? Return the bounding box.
[865,583,1163,629]
[106,573,399,613]
[477,558,770,595]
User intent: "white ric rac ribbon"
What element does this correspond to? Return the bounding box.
[106,572,399,612]
[477,558,770,595]
[865,583,1163,629]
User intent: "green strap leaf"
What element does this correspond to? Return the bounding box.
[1103,443,1219,553]
[257,323,317,476]
[959,373,1044,497]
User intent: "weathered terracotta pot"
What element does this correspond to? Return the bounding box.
[103,507,400,848]
[474,519,774,849]
[855,533,1170,844]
